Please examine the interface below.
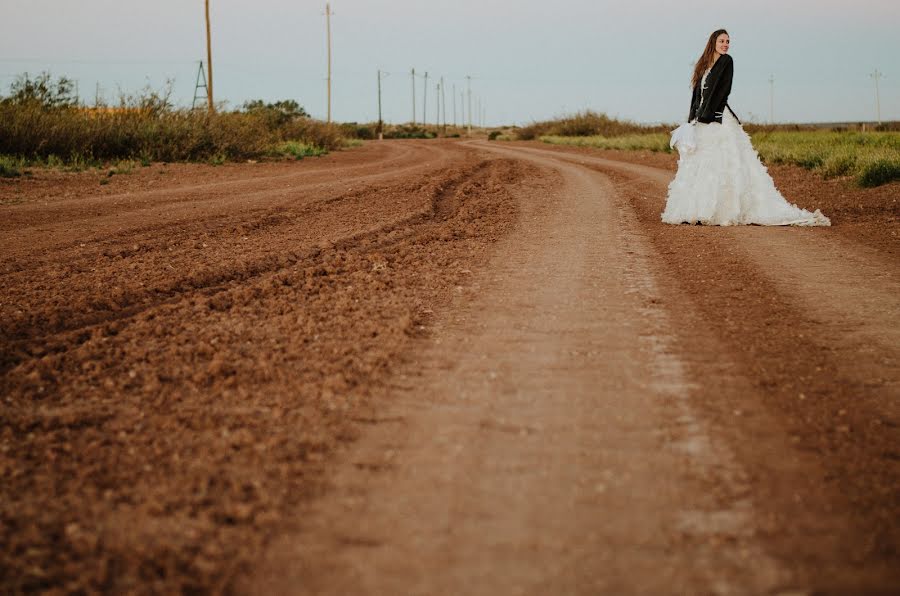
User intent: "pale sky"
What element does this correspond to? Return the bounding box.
[1,0,898,125]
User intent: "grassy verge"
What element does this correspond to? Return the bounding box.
[538,124,900,187]
[540,133,671,153]
[751,131,900,187]
[269,141,329,160]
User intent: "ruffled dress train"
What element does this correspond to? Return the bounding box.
[662,110,830,226]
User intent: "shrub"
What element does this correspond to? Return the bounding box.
[515,111,667,141]
[0,155,23,177]
[270,141,327,160]
[857,157,900,187]
[339,122,375,140]
[487,130,501,141]
[821,150,857,178]
[0,74,346,165]
[383,124,434,139]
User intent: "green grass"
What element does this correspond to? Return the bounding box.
[751,130,900,187]
[540,133,671,153]
[0,155,24,177]
[269,141,328,160]
[540,128,900,187]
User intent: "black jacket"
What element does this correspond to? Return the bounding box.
[688,53,738,124]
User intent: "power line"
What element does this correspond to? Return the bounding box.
[769,75,775,124]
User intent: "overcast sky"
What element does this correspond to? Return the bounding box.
[2,0,898,125]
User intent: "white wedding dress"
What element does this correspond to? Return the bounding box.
[662,75,830,226]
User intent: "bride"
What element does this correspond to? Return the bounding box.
[662,29,830,226]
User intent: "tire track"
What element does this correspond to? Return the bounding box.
[493,143,900,591]
[1,147,533,593]
[1,156,500,374]
[255,143,786,594]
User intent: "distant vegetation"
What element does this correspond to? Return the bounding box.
[750,130,900,187]
[0,72,346,175]
[525,110,900,187]
[514,111,671,141]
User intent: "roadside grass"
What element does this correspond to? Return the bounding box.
[751,131,900,187]
[0,155,24,177]
[539,127,900,187]
[541,133,671,153]
[269,141,328,160]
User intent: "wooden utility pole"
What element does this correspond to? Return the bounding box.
[325,3,333,123]
[461,91,465,131]
[377,69,387,140]
[768,75,775,123]
[423,71,429,127]
[452,83,456,126]
[411,68,416,124]
[466,75,472,135]
[870,69,884,124]
[440,76,447,132]
[205,0,214,112]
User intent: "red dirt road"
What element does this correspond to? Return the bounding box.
[2,140,898,594]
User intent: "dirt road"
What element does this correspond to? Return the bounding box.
[2,140,897,594]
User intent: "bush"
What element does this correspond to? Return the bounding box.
[383,124,435,139]
[857,158,900,187]
[0,155,23,177]
[0,74,346,165]
[821,150,857,179]
[339,122,375,140]
[269,141,327,160]
[515,110,667,141]
[487,130,501,141]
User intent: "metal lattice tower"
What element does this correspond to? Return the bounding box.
[192,61,209,110]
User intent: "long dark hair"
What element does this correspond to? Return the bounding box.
[691,29,728,88]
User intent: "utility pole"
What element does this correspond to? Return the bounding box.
[435,82,440,127]
[452,83,457,126]
[870,69,884,124]
[466,75,472,135]
[441,76,447,132]
[411,68,416,124]
[205,0,214,112]
[423,71,429,127]
[325,3,333,123]
[461,91,465,129]
[377,69,388,140]
[768,75,775,124]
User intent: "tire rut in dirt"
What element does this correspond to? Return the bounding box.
[0,156,537,593]
[0,151,473,372]
[604,167,900,591]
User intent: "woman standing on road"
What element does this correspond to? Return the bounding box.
[662,29,830,226]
